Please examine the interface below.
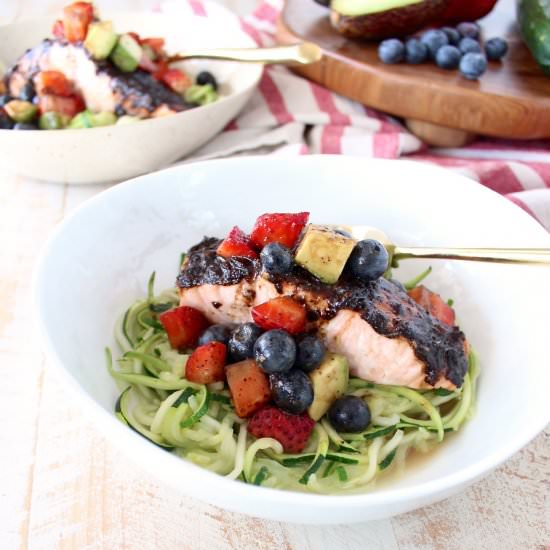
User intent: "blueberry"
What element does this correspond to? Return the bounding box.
[378,39,405,64]
[0,95,12,108]
[404,39,428,64]
[389,278,406,292]
[347,239,389,282]
[420,29,449,59]
[260,242,293,276]
[196,71,218,91]
[254,329,296,374]
[19,80,35,102]
[0,110,14,129]
[198,323,236,346]
[296,334,325,372]
[441,27,460,46]
[435,45,461,70]
[328,396,371,433]
[459,37,482,55]
[228,322,263,361]
[270,370,314,415]
[485,37,508,61]
[13,122,37,130]
[457,22,480,40]
[459,53,488,80]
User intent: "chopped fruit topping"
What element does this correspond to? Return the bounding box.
[225,359,271,418]
[161,69,192,94]
[52,19,65,39]
[141,37,165,57]
[217,226,258,259]
[63,2,94,43]
[250,212,309,249]
[248,406,315,453]
[127,32,142,44]
[408,285,456,326]
[159,305,209,349]
[185,342,227,384]
[328,395,371,433]
[34,71,73,97]
[251,296,306,335]
[38,94,85,118]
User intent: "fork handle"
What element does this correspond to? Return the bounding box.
[392,247,550,265]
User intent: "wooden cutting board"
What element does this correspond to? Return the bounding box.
[276,0,550,145]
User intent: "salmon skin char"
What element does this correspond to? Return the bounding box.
[177,238,469,390]
[4,39,192,117]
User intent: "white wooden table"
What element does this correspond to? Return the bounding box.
[1,1,549,549]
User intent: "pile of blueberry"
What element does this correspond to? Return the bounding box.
[378,22,508,80]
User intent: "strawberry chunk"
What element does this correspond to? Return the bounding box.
[63,2,94,43]
[250,212,309,250]
[162,69,192,94]
[52,19,65,40]
[251,296,306,335]
[34,71,73,97]
[159,306,209,350]
[185,342,227,384]
[38,94,85,117]
[408,285,456,326]
[217,226,258,259]
[225,359,271,418]
[248,406,315,453]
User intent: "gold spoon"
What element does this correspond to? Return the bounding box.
[168,42,322,65]
[334,225,550,266]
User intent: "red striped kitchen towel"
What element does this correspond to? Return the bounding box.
[161,0,550,231]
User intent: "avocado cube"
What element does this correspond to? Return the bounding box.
[110,34,143,72]
[68,110,93,129]
[4,100,37,123]
[295,224,356,284]
[38,111,70,130]
[90,111,117,127]
[308,353,349,421]
[84,21,118,60]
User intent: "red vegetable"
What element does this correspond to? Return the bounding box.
[161,69,192,94]
[225,359,271,418]
[217,226,258,259]
[250,212,309,250]
[408,285,456,326]
[437,0,498,25]
[141,37,166,57]
[185,342,227,384]
[63,2,94,43]
[159,306,209,350]
[251,296,306,335]
[248,406,315,453]
[34,71,73,97]
[52,19,65,40]
[38,94,85,117]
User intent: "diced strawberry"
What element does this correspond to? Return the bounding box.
[52,19,65,40]
[141,37,165,57]
[34,71,73,97]
[63,2,94,43]
[408,285,456,326]
[248,406,315,453]
[127,32,142,44]
[159,306,209,350]
[251,296,306,335]
[161,69,192,94]
[153,59,169,81]
[185,342,227,384]
[225,359,271,418]
[38,94,85,117]
[217,226,259,259]
[250,212,309,250]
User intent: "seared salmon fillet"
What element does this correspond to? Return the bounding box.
[177,238,468,390]
[5,39,190,116]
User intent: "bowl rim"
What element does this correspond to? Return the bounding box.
[32,156,550,514]
[0,7,262,134]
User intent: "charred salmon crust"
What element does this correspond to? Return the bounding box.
[177,238,468,388]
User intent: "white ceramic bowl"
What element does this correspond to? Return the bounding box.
[33,156,550,524]
[0,4,261,184]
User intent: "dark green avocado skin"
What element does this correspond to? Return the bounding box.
[330,0,450,40]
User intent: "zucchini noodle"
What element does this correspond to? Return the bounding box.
[107,274,479,494]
